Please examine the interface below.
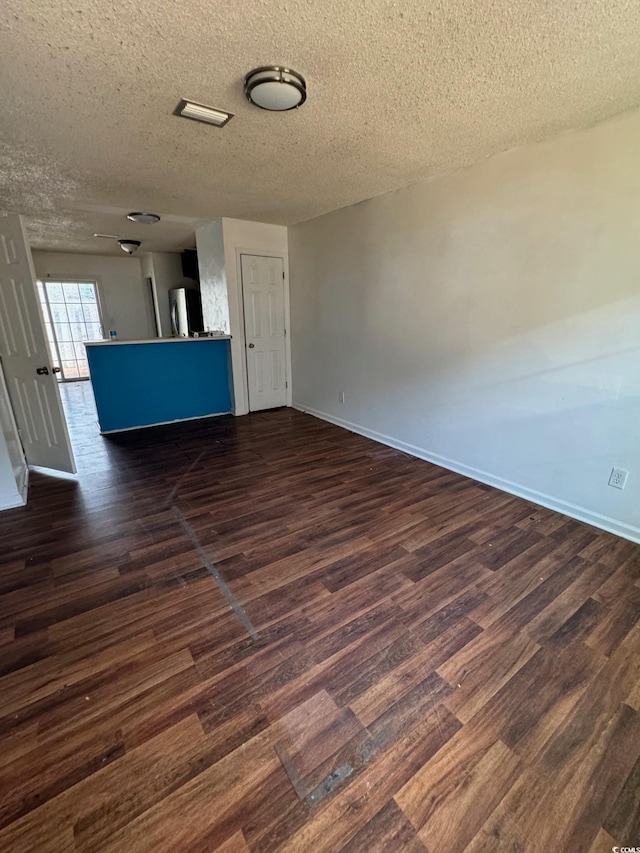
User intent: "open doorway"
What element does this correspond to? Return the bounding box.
[36,279,104,450]
[35,279,106,459]
[36,279,106,381]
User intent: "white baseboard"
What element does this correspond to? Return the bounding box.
[0,494,26,510]
[0,464,28,511]
[293,403,640,545]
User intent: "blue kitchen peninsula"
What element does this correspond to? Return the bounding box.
[85,337,232,433]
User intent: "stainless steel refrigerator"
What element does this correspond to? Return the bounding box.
[169,288,204,337]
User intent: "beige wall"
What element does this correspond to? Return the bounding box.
[32,251,156,341]
[290,109,640,541]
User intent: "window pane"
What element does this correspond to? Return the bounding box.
[73,341,88,359]
[45,282,64,302]
[58,341,75,360]
[82,303,100,323]
[66,303,84,324]
[50,303,68,324]
[79,283,97,302]
[70,322,85,341]
[54,323,71,343]
[63,282,80,302]
[87,323,103,339]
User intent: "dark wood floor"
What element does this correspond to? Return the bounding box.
[1,383,639,852]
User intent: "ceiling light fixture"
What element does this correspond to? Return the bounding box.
[126,212,161,224]
[174,99,234,127]
[118,239,141,255]
[244,66,306,111]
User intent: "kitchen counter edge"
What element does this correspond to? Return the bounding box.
[84,336,232,347]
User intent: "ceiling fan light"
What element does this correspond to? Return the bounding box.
[118,239,141,255]
[244,66,306,111]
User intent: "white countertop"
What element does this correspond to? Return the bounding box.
[85,336,231,347]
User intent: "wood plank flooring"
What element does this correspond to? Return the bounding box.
[1,381,639,852]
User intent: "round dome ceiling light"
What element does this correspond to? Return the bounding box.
[118,239,141,255]
[244,66,306,111]
[126,212,161,224]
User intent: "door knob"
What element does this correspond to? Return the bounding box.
[52,367,62,374]
[36,366,50,375]
[248,343,255,349]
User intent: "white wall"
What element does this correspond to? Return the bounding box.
[143,251,191,337]
[32,251,156,341]
[290,109,640,542]
[0,365,27,509]
[197,218,289,416]
[140,253,161,336]
[197,221,229,335]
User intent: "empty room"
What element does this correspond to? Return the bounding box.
[0,1,639,852]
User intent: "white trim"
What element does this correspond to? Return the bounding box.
[234,247,291,414]
[293,403,640,545]
[0,492,26,510]
[0,468,27,509]
[29,465,77,480]
[141,257,163,339]
[100,410,231,434]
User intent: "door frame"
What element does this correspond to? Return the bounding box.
[231,247,291,416]
[239,253,288,413]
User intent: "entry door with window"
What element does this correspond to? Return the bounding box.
[241,254,287,411]
[37,280,104,380]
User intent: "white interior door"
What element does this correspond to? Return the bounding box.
[241,254,287,411]
[0,215,76,474]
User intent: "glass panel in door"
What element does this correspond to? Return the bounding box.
[37,280,105,380]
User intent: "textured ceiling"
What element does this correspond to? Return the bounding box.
[1,0,640,255]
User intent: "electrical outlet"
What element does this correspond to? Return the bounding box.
[608,467,629,490]
[338,391,345,403]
